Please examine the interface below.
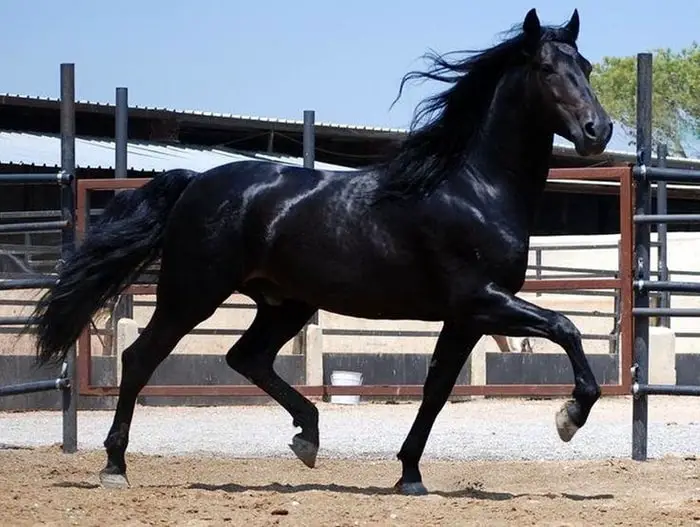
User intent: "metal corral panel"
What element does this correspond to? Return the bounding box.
[0,131,355,173]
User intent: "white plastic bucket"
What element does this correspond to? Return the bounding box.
[330,370,363,405]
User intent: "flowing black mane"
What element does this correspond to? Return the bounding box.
[376,23,577,201]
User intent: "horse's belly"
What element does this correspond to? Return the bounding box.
[261,248,445,321]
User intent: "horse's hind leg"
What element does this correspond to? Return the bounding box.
[225,299,319,467]
[99,306,190,488]
[100,265,234,488]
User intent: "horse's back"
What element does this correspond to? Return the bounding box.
[162,158,370,268]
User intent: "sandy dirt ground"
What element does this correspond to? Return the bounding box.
[1,445,699,527]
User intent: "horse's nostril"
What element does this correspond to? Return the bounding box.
[584,122,597,139]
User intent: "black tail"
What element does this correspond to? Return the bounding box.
[31,168,197,366]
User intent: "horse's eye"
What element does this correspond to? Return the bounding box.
[541,63,556,75]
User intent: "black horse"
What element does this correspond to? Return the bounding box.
[30,8,612,495]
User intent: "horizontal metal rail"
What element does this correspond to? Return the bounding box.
[634,280,700,293]
[0,243,60,254]
[526,264,616,275]
[676,332,700,338]
[526,273,614,281]
[0,316,34,325]
[0,272,47,280]
[0,362,70,397]
[633,383,700,396]
[323,328,615,340]
[633,307,700,317]
[0,377,70,397]
[634,213,700,224]
[133,300,256,310]
[0,209,102,220]
[0,172,73,185]
[651,290,700,298]
[0,220,69,234]
[0,327,34,335]
[0,210,64,220]
[530,242,654,251]
[528,290,620,297]
[667,269,700,277]
[525,309,617,318]
[633,165,700,183]
[0,277,57,290]
[0,299,38,307]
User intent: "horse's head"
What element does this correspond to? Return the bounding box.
[522,8,612,156]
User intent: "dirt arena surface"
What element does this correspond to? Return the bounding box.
[1,445,698,527]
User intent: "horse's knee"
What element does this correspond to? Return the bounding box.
[552,314,582,346]
[226,343,267,383]
[225,344,250,372]
[119,344,143,380]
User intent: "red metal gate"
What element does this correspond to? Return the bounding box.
[75,166,634,399]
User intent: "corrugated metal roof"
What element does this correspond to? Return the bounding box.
[0,93,407,134]
[4,92,700,166]
[0,131,355,173]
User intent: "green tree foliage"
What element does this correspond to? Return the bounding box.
[590,43,700,157]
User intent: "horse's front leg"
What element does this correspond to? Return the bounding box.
[395,323,482,495]
[471,282,601,441]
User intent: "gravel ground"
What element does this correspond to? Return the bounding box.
[1,396,699,461]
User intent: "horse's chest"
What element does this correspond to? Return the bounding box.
[465,223,529,287]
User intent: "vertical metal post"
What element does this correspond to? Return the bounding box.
[611,286,620,355]
[303,110,315,169]
[535,248,542,297]
[656,143,670,327]
[114,87,133,321]
[619,169,635,393]
[303,110,319,326]
[60,63,78,454]
[632,52,653,462]
[115,87,128,181]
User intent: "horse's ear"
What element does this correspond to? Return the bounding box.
[523,8,541,37]
[522,8,541,51]
[565,9,580,41]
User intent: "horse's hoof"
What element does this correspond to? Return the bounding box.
[288,435,318,468]
[555,401,580,442]
[99,470,130,489]
[394,479,429,496]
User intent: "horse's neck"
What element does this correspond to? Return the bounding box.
[466,72,554,200]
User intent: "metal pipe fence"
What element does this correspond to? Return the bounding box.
[0,63,77,453]
[631,52,700,462]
